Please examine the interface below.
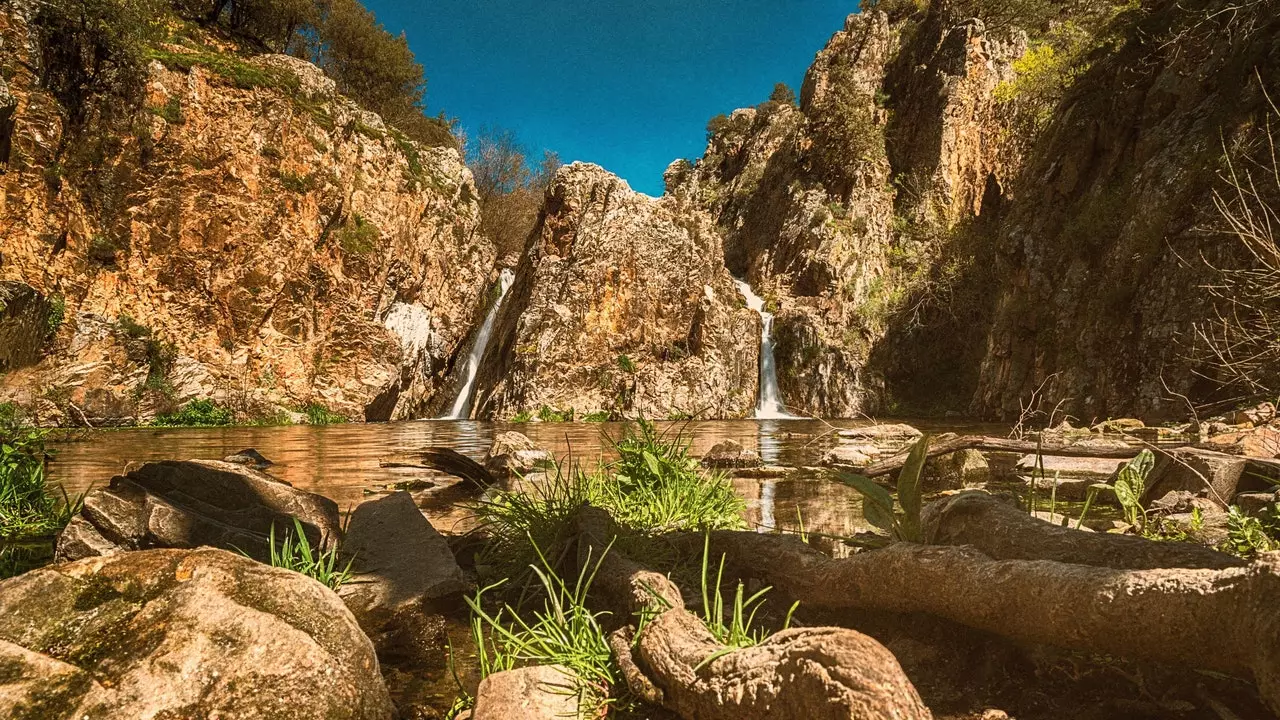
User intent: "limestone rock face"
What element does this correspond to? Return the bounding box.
[55,459,341,562]
[0,9,493,424]
[472,163,758,419]
[0,548,394,719]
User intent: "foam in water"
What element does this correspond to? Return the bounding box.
[443,269,516,419]
[733,278,798,419]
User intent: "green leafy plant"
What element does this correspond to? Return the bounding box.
[616,354,637,374]
[536,405,571,422]
[1113,449,1154,530]
[264,517,354,591]
[1220,505,1279,558]
[510,410,533,423]
[152,398,234,427]
[582,411,611,423]
[0,415,83,578]
[692,534,796,669]
[335,214,380,254]
[836,434,929,542]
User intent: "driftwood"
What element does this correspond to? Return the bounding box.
[696,530,1280,713]
[922,492,1244,570]
[854,434,1188,477]
[572,506,932,720]
[380,448,496,488]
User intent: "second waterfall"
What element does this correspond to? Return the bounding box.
[442,268,515,420]
[733,278,797,420]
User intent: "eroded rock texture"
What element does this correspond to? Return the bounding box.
[0,548,394,719]
[472,163,758,419]
[0,8,493,424]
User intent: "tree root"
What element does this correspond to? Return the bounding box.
[571,505,932,720]
[696,530,1280,713]
[922,491,1244,570]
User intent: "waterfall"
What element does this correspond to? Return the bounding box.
[443,269,515,420]
[733,278,798,419]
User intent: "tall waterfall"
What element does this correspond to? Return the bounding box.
[443,269,515,420]
[733,278,797,419]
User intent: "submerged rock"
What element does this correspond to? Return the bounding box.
[56,459,341,562]
[484,431,552,477]
[701,439,763,468]
[0,548,393,719]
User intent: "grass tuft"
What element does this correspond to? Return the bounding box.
[0,413,83,578]
[261,517,353,591]
[152,398,234,427]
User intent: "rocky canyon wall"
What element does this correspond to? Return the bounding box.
[677,0,1280,422]
[0,6,494,424]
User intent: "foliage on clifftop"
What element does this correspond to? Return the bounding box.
[30,0,453,147]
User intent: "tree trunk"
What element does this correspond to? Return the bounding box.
[697,531,1280,713]
[922,492,1244,570]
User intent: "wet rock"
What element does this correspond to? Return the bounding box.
[469,665,579,720]
[1020,474,1112,503]
[836,424,922,442]
[927,449,989,490]
[1201,426,1280,458]
[701,440,763,468]
[337,491,467,635]
[1015,455,1124,478]
[0,548,393,719]
[1142,448,1274,509]
[223,448,274,470]
[1236,490,1280,517]
[56,459,341,562]
[1092,418,1145,433]
[823,445,874,467]
[484,431,552,477]
[733,465,792,478]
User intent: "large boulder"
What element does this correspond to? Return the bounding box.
[484,431,552,477]
[56,459,342,562]
[338,491,468,636]
[0,548,393,719]
[1142,448,1275,509]
[468,665,580,720]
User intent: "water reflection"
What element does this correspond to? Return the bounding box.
[47,418,1001,538]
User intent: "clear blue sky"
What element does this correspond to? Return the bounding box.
[360,0,856,196]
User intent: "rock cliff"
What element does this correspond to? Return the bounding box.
[0,7,493,424]
[677,0,1280,421]
[471,163,758,420]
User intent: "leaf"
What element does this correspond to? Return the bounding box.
[895,435,930,542]
[1112,478,1137,513]
[642,450,661,477]
[837,472,896,532]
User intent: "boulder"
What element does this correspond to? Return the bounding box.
[0,548,393,719]
[1142,448,1274,508]
[1019,474,1107,503]
[469,665,580,720]
[56,459,342,562]
[337,491,467,634]
[223,448,275,470]
[1091,418,1145,433]
[1201,426,1280,458]
[1231,402,1276,426]
[700,439,762,468]
[1235,490,1280,518]
[1015,455,1124,478]
[926,449,990,490]
[822,444,874,467]
[484,432,552,477]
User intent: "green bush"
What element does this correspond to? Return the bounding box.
[152,398,235,426]
[0,414,82,578]
[301,402,346,425]
[806,63,885,197]
[335,214,379,254]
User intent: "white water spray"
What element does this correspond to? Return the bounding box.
[733,278,798,419]
[443,269,515,420]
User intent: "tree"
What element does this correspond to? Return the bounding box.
[769,82,796,108]
[466,127,561,258]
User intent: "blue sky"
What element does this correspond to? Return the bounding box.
[360,0,856,195]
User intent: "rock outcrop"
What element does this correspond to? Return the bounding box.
[56,459,341,562]
[0,548,394,719]
[472,163,759,419]
[0,8,494,424]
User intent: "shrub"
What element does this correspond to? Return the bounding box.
[277,169,315,193]
[152,398,235,426]
[151,96,184,124]
[335,214,380,254]
[0,414,82,578]
[806,63,885,198]
[302,402,346,425]
[616,354,636,374]
[536,405,571,423]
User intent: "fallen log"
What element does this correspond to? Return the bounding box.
[922,492,1244,570]
[697,531,1280,713]
[572,506,932,720]
[380,448,496,488]
[856,435,1188,477]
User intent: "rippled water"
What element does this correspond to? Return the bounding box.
[47,418,1005,537]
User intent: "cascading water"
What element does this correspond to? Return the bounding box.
[733,278,798,420]
[442,268,515,420]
